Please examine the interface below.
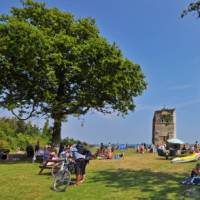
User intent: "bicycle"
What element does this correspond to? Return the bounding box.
[51,161,63,177]
[52,158,75,192]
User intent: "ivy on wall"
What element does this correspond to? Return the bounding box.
[160,113,173,125]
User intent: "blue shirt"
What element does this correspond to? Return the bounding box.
[70,144,86,160]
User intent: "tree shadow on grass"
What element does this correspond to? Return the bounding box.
[91,168,200,200]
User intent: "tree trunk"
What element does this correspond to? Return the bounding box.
[52,118,62,147]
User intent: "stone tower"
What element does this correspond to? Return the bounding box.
[152,108,176,145]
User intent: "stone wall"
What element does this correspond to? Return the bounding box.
[152,108,176,145]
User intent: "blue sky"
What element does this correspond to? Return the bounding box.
[1,0,200,144]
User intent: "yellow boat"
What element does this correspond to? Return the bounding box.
[172,153,200,163]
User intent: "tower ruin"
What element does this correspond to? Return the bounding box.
[152,108,176,145]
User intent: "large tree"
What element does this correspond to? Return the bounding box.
[0,0,147,146]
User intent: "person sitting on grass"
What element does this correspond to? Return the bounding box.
[191,163,200,177]
[182,163,200,185]
[114,153,124,160]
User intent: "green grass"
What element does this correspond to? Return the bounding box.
[0,151,200,200]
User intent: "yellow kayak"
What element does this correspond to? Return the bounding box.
[172,153,200,163]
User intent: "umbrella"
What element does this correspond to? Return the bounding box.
[167,138,185,144]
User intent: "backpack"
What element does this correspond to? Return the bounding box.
[76,144,85,155]
[76,144,92,160]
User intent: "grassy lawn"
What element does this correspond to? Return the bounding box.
[0,150,200,200]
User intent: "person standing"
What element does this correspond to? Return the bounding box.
[58,143,64,157]
[70,144,86,186]
[35,140,40,153]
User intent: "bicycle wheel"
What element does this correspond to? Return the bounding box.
[51,164,61,177]
[52,170,71,192]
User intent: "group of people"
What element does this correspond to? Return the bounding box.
[95,142,114,159]
[190,141,200,153]
[33,141,92,186]
[136,143,155,154]
[157,141,200,158]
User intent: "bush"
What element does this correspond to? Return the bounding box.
[0,117,51,150]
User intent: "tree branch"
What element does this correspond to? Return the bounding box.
[11,102,36,120]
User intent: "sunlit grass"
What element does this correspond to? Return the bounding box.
[0,151,200,200]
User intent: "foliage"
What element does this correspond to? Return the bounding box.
[160,113,173,125]
[0,0,147,145]
[0,117,90,150]
[0,117,51,150]
[61,137,89,147]
[182,1,200,17]
[42,119,51,137]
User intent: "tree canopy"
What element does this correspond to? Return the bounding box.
[182,1,200,17]
[0,0,147,146]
